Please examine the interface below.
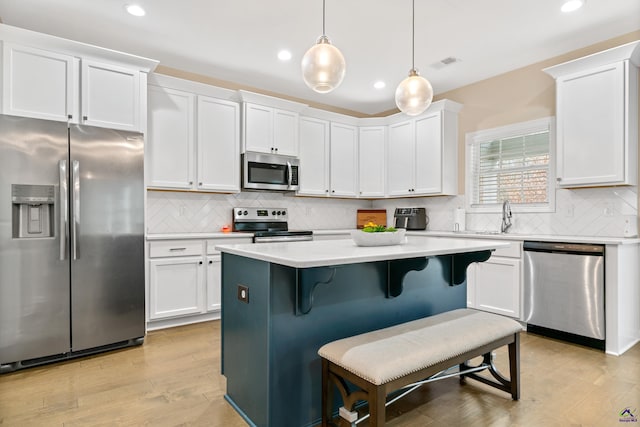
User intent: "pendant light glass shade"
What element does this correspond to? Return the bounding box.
[301,0,346,93]
[395,0,433,116]
[301,35,346,93]
[395,68,433,116]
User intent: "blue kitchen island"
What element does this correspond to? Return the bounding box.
[216,236,508,427]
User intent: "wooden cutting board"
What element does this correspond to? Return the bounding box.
[356,209,387,229]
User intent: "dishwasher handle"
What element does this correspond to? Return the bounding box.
[523,241,604,256]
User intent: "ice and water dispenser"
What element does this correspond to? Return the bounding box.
[11,184,55,239]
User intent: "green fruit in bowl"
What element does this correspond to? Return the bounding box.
[362,222,397,233]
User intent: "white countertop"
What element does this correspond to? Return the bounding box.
[408,231,640,245]
[215,236,510,268]
[147,229,640,245]
[146,232,253,241]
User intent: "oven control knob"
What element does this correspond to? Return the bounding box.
[272,210,276,215]
[276,211,282,215]
[243,210,248,215]
[237,210,242,216]
[281,211,286,216]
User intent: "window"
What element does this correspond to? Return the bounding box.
[466,117,555,212]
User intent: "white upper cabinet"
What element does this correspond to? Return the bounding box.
[2,42,76,122]
[81,59,140,132]
[243,103,299,156]
[298,116,330,196]
[387,120,415,196]
[358,126,386,198]
[147,76,240,193]
[386,100,461,197]
[243,103,272,152]
[197,96,240,192]
[330,122,358,197]
[0,26,157,132]
[544,41,639,188]
[239,91,307,157]
[298,116,358,198]
[147,85,195,189]
[273,109,299,156]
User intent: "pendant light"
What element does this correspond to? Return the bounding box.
[395,0,433,116]
[301,0,346,93]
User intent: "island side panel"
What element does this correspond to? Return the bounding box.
[221,253,271,426]
[269,255,466,426]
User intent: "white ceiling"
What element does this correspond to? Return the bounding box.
[0,0,639,115]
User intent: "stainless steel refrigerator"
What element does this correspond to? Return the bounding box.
[0,114,145,372]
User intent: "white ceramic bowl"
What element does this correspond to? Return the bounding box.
[350,229,406,247]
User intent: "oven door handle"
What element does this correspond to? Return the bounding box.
[254,235,313,243]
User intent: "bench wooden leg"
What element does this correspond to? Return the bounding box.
[509,333,520,400]
[368,384,386,427]
[322,358,332,426]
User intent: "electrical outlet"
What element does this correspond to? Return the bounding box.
[564,204,574,218]
[603,203,615,217]
[237,285,249,303]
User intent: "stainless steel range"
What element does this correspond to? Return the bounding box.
[233,207,313,243]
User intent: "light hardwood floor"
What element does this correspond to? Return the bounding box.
[1,321,639,426]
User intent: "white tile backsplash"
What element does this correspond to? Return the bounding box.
[372,186,638,237]
[147,186,638,237]
[146,191,372,234]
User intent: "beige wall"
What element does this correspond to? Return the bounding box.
[432,30,640,194]
[154,65,371,118]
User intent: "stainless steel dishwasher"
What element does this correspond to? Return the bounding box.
[523,241,605,350]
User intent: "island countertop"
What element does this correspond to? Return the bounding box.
[215,236,510,268]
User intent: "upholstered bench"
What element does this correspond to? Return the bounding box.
[318,308,524,426]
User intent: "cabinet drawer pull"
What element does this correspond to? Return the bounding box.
[83,115,88,121]
[169,247,187,251]
[199,261,203,265]
[209,260,213,264]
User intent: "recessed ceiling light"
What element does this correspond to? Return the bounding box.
[277,50,292,61]
[125,4,146,17]
[561,0,585,13]
[373,81,386,89]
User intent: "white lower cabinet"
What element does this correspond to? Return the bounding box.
[149,256,205,320]
[206,255,222,312]
[147,237,251,329]
[467,241,522,319]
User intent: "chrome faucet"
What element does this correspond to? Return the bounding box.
[501,199,512,233]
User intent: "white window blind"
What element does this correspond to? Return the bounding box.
[466,118,554,212]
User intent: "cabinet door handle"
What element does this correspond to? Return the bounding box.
[169,247,187,251]
[189,181,193,185]
[199,182,203,186]
[209,260,213,264]
[83,116,88,121]
[199,261,203,265]
[557,178,562,182]
[67,114,73,120]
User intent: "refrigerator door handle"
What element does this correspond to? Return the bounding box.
[72,160,80,260]
[59,160,68,261]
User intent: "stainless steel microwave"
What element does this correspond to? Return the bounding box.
[242,152,299,191]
